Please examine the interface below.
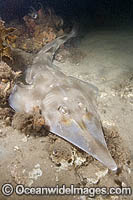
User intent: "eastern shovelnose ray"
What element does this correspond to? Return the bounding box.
[9,26,117,171]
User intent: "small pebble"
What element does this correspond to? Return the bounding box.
[22,136,28,142]
[14,146,20,151]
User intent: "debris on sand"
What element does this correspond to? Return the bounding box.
[104,126,130,167]
[12,106,49,136]
[0,107,14,126]
[48,138,74,169]
[0,20,17,62]
[0,61,21,106]
[0,61,21,125]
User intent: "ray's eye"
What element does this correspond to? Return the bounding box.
[58,105,69,114]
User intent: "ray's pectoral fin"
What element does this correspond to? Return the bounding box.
[9,84,35,113]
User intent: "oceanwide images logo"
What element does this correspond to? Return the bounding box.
[1,184,132,197]
[1,184,14,196]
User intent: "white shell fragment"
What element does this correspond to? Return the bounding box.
[9,27,117,171]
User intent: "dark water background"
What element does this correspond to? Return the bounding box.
[0,0,133,26]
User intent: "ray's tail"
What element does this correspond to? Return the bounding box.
[33,25,78,65]
[41,24,77,54]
